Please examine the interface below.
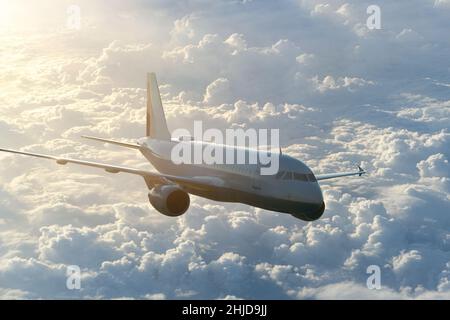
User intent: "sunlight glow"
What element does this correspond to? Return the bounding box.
[0,0,12,29]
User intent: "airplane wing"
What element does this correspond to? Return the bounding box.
[0,148,226,190]
[315,165,366,181]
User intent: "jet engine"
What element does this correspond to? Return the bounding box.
[148,185,190,217]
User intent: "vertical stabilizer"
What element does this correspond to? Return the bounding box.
[146,73,171,140]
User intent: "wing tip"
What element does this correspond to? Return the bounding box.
[357,164,366,176]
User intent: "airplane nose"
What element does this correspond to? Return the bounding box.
[308,201,325,221]
[290,182,325,221]
[306,184,325,221]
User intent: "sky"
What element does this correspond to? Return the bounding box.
[0,0,449,299]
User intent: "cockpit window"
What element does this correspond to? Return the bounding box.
[293,172,308,181]
[276,171,317,182]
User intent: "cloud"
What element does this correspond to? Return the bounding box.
[417,154,449,178]
[312,75,375,93]
[203,78,231,105]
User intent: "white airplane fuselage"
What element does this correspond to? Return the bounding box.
[138,137,325,221]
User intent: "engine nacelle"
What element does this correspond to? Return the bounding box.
[148,185,190,217]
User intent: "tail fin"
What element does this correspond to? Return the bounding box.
[146,73,171,140]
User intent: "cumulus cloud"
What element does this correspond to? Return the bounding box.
[0,0,449,300]
[203,78,231,105]
[417,154,449,178]
[312,75,375,93]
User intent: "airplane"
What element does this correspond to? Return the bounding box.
[0,73,366,221]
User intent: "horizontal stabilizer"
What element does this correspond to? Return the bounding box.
[81,136,141,149]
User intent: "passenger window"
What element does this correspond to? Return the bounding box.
[283,172,293,180]
[276,171,285,179]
